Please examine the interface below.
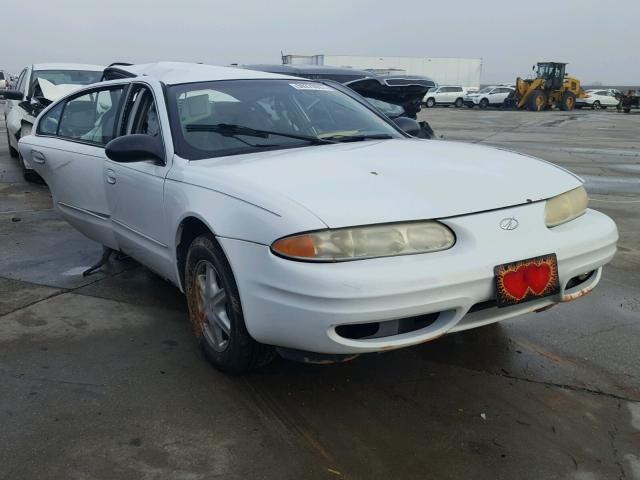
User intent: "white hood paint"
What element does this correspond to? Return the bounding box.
[180,139,582,229]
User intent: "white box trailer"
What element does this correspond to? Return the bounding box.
[282,54,482,91]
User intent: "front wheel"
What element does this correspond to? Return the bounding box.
[527,90,547,111]
[479,98,489,109]
[454,98,463,108]
[425,98,435,108]
[185,234,274,373]
[560,91,576,111]
[592,100,601,110]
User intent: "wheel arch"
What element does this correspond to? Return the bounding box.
[175,214,218,292]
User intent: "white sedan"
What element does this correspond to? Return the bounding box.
[464,86,514,108]
[18,62,618,373]
[576,89,620,109]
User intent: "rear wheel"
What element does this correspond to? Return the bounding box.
[479,98,489,109]
[6,124,18,158]
[527,90,547,111]
[425,98,435,108]
[19,152,40,183]
[185,234,274,373]
[454,97,463,108]
[592,100,601,110]
[560,92,576,111]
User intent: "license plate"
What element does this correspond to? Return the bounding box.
[494,254,560,308]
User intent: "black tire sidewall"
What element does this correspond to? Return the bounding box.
[185,234,267,373]
[455,98,463,107]
[426,98,435,107]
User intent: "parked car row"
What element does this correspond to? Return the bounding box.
[422,85,516,109]
[10,61,617,373]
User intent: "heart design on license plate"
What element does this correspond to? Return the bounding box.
[494,254,560,307]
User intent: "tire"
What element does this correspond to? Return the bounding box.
[20,153,41,183]
[425,98,435,108]
[185,234,274,373]
[592,100,601,110]
[454,97,463,108]
[527,90,547,111]
[6,124,18,158]
[479,98,489,109]
[560,92,576,111]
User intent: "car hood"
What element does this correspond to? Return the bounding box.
[183,139,581,229]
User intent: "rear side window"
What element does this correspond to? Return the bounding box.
[37,103,64,135]
[57,86,124,145]
[0,72,4,80]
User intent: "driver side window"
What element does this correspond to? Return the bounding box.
[56,86,124,145]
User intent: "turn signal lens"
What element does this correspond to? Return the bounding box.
[271,222,455,262]
[544,186,588,227]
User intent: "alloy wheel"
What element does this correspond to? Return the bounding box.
[194,260,231,352]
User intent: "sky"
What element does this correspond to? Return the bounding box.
[3,0,640,85]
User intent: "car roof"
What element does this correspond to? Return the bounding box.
[107,62,299,85]
[32,63,104,71]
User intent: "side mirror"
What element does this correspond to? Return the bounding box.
[105,134,165,164]
[393,116,422,137]
[3,89,24,101]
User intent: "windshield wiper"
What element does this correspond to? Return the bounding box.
[320,133,394,143]
[185,123,336,145]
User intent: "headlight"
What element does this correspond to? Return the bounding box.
[544,186,588,227]
[272,222,455,262]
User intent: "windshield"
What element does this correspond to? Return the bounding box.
[168,79,402,160]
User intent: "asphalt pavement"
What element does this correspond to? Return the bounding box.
[1,107,639,480]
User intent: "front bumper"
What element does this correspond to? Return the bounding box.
[220,204,617,354]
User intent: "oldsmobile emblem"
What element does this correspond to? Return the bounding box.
[499,217,519,231]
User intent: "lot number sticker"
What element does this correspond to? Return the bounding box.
[289,83,334,92]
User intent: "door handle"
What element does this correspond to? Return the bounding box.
[31,150,46,164]
[106,169,117,185]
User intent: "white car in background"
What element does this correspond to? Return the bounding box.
[423,86,466,108]
[0,70,10,90]
[464,86,514,109]
[4,63,103,179]
[19,62,618,373]
[576,89,620,110]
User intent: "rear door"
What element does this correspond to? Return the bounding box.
[19,84,126,248]
[105,81,175,278]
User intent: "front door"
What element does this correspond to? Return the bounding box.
[105,81,174,278]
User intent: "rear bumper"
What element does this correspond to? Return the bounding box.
[220,205,617,354]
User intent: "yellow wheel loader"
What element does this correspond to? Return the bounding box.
[508,62,586,111]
